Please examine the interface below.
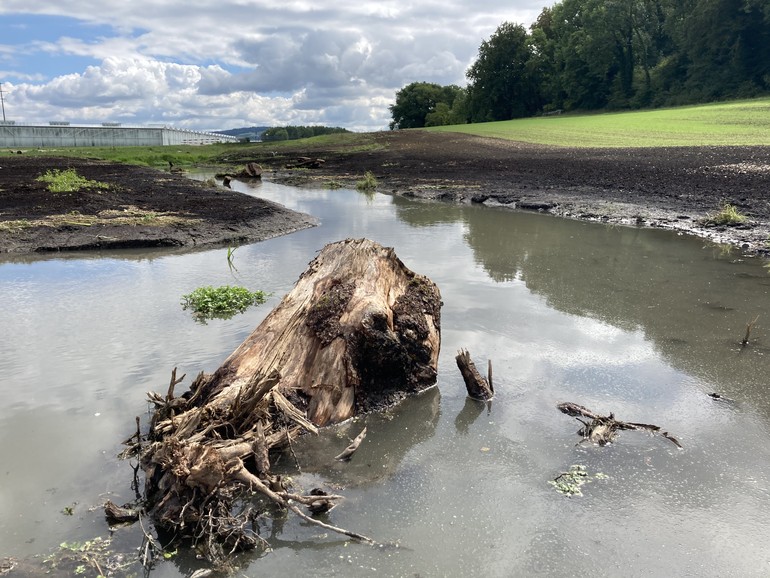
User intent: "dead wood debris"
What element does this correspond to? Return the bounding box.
[455,349,494,400]
[111,368,373,569]
[108,239,442,569]
[335,427,367,461]
[286,156,325,169]
[557,402,682,448]
[742,315,759,347]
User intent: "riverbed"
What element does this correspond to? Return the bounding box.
[2,179,770,577]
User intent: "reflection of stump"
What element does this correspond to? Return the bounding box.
[456,349,493,400]
[127,238,443,560]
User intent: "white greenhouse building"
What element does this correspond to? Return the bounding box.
[0,122,239,148]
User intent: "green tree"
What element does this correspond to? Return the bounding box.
[466,22,540,122]
[262,127,288,141]
[673,0,770,99]
[389,83,466,129]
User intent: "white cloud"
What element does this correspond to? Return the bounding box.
[0,1,545,131]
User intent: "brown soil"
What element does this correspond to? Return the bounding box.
[262,131,770,255]
[3,131,770,255]
[0,156,317,253]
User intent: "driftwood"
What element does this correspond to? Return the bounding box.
[286,156,326,169]
[455,349,493,400]
[557,402,682,448]
[334,427,367,461]
[742,315,759,347]
[115,239,442,564]
[104,499,140,524]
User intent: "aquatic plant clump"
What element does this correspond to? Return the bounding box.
[356,170,378,191]
[181,285,269,320]
[35,168,110,193]
[549,464,608,497]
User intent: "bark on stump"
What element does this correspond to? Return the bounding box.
[129,238,442,561]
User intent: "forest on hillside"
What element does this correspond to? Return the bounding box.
[389,0,770,128]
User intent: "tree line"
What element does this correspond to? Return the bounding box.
[262,125,350,141]
[389,0,770,128]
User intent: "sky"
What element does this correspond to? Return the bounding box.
[0,1,544,132]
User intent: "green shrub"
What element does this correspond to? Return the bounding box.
[35,168,110,193]
[181,285,269,320]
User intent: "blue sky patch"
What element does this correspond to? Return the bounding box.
[0,14,131,80]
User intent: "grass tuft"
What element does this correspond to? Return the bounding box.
[703,202,747,226]
[356,171,378,192]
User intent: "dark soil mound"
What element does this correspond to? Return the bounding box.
[0,156,316,253]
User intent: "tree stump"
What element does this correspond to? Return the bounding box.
[123,238,442,562]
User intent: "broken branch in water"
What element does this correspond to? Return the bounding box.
[455,349,494,400]
[556,402,682,448]
[742,314,760,347]
[335,426,367,461]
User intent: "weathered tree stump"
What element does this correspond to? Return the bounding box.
[456,349,493,400]
[120,238,442,563]
[236,162,262,178]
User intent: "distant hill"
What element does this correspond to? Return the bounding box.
[214,126,270,141]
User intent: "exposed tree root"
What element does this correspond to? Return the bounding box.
[110,239,442,567]
[557,402,683,448]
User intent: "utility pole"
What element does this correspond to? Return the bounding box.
[0,83,6,122]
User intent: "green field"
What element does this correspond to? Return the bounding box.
[17,98,770,168]
[426,98,770,148]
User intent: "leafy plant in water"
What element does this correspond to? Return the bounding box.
[227,245,238,272]
[45,536,133,577]
[549,464,608,497]
[703,202,747,226]
[35,168,110,193]
[181,285,269,320]
[356,170,378,192]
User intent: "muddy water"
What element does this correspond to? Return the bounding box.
[2,179,770,577]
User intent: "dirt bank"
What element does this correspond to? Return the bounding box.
[259,131,770,256]
[0,156,316,254]
[2,131,770,255]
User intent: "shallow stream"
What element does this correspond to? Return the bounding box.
[2,178,770,576]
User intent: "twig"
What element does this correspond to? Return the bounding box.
[137,513,163,570]
[335,427,367,461]
[235,467,372,544]
[286,426,302,473]
[287,501,375,544]
[742,315,760,347]
[167,367,186,401]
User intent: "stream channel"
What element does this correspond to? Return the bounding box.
[2,177,770,577]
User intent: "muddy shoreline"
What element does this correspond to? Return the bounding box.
[2,131,770,255]
[261,131,770,257]
[0,156,317,254]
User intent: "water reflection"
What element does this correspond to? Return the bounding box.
[3,180,770,576]
[394,196,770,413]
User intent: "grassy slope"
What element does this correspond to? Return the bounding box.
[19,98,770,168]
[427,98,770,148]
